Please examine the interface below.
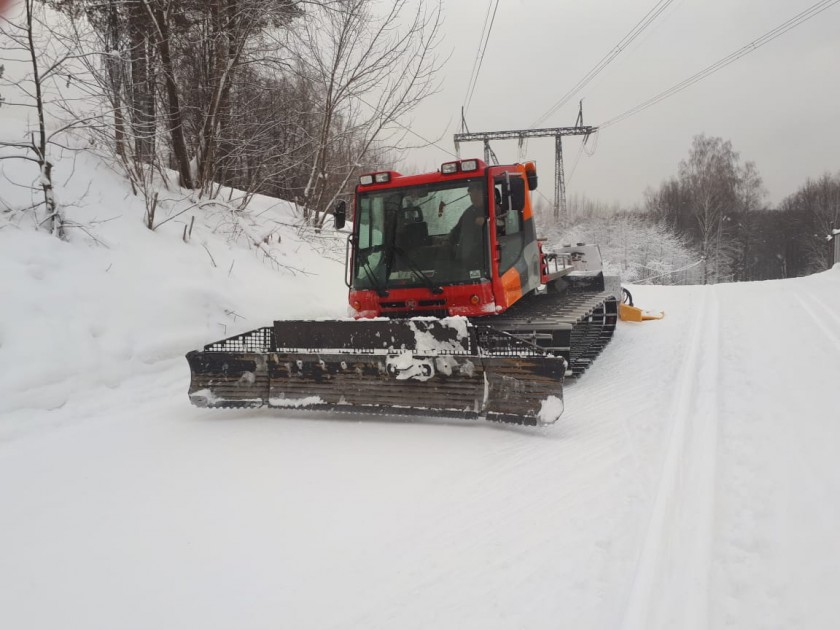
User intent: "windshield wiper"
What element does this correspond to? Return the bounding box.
[363,261,389,297]
[358,250,389,297]
[392,247,443,294]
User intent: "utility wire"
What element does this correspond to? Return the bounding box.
[462,0,494,112]
[566,141,587,185]
[529,0,676,128]
[464,0,501,113]
[601,0,840,128]
[356,95,458,158]
[631,258,704,283]
[388,118,459,158]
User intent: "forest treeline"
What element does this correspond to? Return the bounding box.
[540,135,839,284]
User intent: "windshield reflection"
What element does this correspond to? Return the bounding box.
[354,179,489,291]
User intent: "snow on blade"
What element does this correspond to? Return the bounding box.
[407,316,471,354]
[537,395,564,425]
[386,352,434,381]
[189,388,220,406]
[268,396,325,408]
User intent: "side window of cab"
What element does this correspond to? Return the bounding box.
[494,174,525,274]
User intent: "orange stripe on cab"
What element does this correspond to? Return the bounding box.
[501,267,522,306]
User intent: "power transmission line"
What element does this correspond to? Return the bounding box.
[390,120,459,158]
[464,0,501,113]
[529,0,676,128]
[566,141,587,184]
[565,130,600,185]
[462,0,494,111]
[601,0,840,129]
[356,96,458,158]
[399,125,459,158]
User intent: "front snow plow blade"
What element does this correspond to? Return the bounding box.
[186,318,565,426]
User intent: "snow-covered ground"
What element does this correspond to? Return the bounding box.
[2,147,840,629]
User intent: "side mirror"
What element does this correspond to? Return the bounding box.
[334,200,347,230]
[526,169,538,191]
[524,161,538,190]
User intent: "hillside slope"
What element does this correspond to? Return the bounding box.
[1,149,839,630]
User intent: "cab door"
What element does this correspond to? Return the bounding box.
[486,165,541,310]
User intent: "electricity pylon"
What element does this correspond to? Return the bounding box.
[454,125,596,219]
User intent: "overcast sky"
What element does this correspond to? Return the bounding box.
[399,0,840,209]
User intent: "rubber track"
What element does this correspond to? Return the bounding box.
[480,291,618,376]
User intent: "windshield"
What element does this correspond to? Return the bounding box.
[353,178,489,291]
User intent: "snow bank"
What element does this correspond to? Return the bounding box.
[0,144,347,424]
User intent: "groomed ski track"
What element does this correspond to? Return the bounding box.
[2,269,840,630]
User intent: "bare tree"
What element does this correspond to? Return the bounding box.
[188,0,300,193]
[781,173,840,272]
[0,0,66,237]
[136,0,193,188]
[56,0,304,195]
[38,0,164,230]
[292,0,443,227]
[678,136,736,283]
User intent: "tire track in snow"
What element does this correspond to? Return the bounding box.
[618,287,721,630]
[708,280,840,628]
[792,289,840,351]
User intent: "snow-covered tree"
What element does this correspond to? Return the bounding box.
[646,134,765,283]
[538,204,701,285]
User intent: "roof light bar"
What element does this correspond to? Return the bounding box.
[374,172,390,183]
[359,174,374,185]
[441,162,459,174]
[460,159,478,172]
